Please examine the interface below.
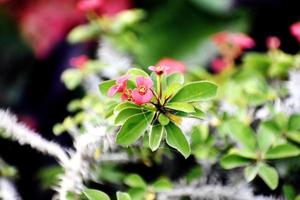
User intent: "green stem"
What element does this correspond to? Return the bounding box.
[157,75,163,99]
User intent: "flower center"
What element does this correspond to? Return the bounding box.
[138,86,147,95]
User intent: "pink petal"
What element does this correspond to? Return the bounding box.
[144,77,153,88]
[132,89,143,105]
[108,85,118,97]
[121,93,128,101]
[148,66,156,72]
[136,76,146,87]
[116,75,130,84]
[232,33,255,49]
[141,90,153,103]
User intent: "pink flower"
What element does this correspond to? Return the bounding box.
[290,22,300,42]
[108,75,129,97]
[70,55,88,69]
[121,89,132,101]
[232,33,255,49]
[148,65,169,75]
[77,0,103,12]
[212,32,255,50]
[156,58,186,75]
[211,58,229,73]
[18,0,85,59]
[266,36,281,49]
[132,76,153,105]
[212,32,228,45]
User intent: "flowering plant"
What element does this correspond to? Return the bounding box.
[99,67,217,157]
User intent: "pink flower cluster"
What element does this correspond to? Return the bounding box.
[108,76,154,105]
[211,32,255,73]
[212,32,255,50]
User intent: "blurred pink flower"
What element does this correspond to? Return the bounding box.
[156,58,186,75]
[98,0,131,16]
[17,0,131,59]
[212,32,255,50]
[266,36,281,49]
[290,22,300,42]
[108,75,129,97]
[132,76,153,105]
[77,0,131,16]
[77,0,103,12]
[70,55,88,69]
[19,0,85,59]
[211,58,229,73]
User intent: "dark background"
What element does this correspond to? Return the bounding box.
[1,0,300,199]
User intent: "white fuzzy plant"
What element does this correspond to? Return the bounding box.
[0,109,131,200]
[0,178,22,200]
[157,178,281,200]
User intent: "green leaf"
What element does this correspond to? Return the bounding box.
[116,112,155,146]
[220,154,251,169]
[166,102,195,113]
[188,108,205,119]
[257,122,276,152]
[149,125,164,151]
[164,83,181,99]
[165,122,191,158]
[283,184,296,200]
[265,144,300,159]
[225,120,257,151]
[244,165,259,182]
[243,53,271,74]
[186,166,202,183]
[227,148,257,159]
[114,102,140,114]
[258,163,279,190]
[286,131,300,144]
[166,73,184,85]
[170,81,217,103]
[288,114,300,131]
[127,68,149,79]
[127,188,145,200]
[114,108,142,125]
[99,80,116,97]
[124,174,147,189]
[117,192,132,200]
[158,113,170,126]
[152,177,173,192]
[83,189,110,200]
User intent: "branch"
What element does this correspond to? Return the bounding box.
[0,109,69,165]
